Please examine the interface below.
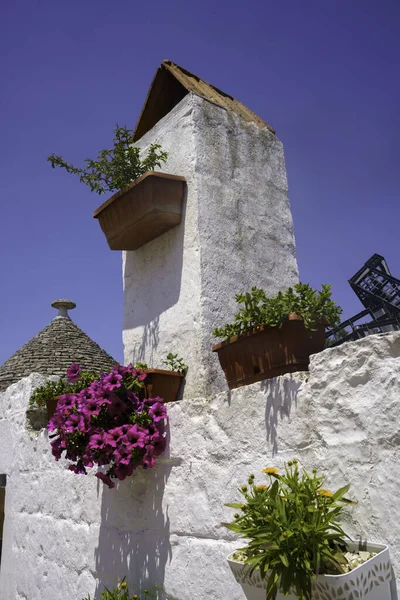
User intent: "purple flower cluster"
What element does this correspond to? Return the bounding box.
[48,364,168,488]
[66,363,81,382]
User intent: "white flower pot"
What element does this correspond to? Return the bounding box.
[227,542,392,600]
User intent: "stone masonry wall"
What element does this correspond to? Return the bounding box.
[0,332,400,599]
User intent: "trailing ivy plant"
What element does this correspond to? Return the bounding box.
[47,124,168,195]
[223,461,355,600]
[212,283,342,340]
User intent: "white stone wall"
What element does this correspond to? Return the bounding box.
[123,93,299,398]
[1,332,400,599]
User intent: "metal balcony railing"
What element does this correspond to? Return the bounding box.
[326,254,400,347]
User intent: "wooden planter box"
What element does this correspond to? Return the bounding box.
[227,542,391,600]
[143,369,184,403]
[212,316,326,390]
[46,396,61,421]
[93,171,186,250]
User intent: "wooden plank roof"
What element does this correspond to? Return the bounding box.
[132,60,275,142]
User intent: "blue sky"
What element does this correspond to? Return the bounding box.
[0,0,399,365]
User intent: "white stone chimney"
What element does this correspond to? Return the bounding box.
[123,62,299,398]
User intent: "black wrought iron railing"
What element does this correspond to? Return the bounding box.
[326,254,400,347]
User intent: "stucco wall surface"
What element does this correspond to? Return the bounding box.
[123,92,299,398]
[123,94,204,401]
[1,332,400,599]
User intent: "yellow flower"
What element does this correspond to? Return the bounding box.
[262,467,279,474]
[317,489,333,498]
[255,485,268,491]
[118,582,127,590]
[133,595,138,599]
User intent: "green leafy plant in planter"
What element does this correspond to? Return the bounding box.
[162,352,188,373]
[134,362,149,370]
[213,283,342,341]
[29,366,101,408]
[224,461,356,600]
[133,354,187,403]
[47,124,168,194]
[83,578,154,599]
[134,353,187,373]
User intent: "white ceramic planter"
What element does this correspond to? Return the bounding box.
[227,542,391,600]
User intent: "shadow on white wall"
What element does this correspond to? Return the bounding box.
[261,375,303,455]
[123,187,187,329]
[94,425,177,598]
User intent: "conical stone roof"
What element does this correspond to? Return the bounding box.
[0,299,117,392]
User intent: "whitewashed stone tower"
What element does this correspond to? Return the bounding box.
[123,61,299,397]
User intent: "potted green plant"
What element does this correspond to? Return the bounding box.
[224,461,391,600]
[212,283,342,389]
[138,353,188,403]
[48,364,168,488]
[47,125,186,250]
[82,578,153,599]
[29,365,101,420]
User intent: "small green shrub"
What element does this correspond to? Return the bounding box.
[29,370,100,407]
[134,362,149,370]
[212,283,343,340]
[162,352,188,373]
[82,578,152,599]
[47,124,168,195]
[223,461,355,600]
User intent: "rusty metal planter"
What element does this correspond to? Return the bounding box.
[93,172,186,251]
[143,369,184,403]
[212,317,326,390]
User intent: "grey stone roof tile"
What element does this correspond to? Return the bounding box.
[0,301,117,392]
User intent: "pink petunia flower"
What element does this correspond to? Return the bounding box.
[66,363,81,383]
[96,471,115,489]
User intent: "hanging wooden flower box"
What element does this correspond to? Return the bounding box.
[143,369,184,403]
[212,315,326,390]
[46,396,61,421]
[93,171,186,251]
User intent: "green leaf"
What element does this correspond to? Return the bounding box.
[280,553,289,567]
[47,125,168,194]
[332,484,351,501]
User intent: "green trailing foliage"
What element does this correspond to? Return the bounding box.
[212,283,343,340]
[223,461,355,600]
[47,125,168,195]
